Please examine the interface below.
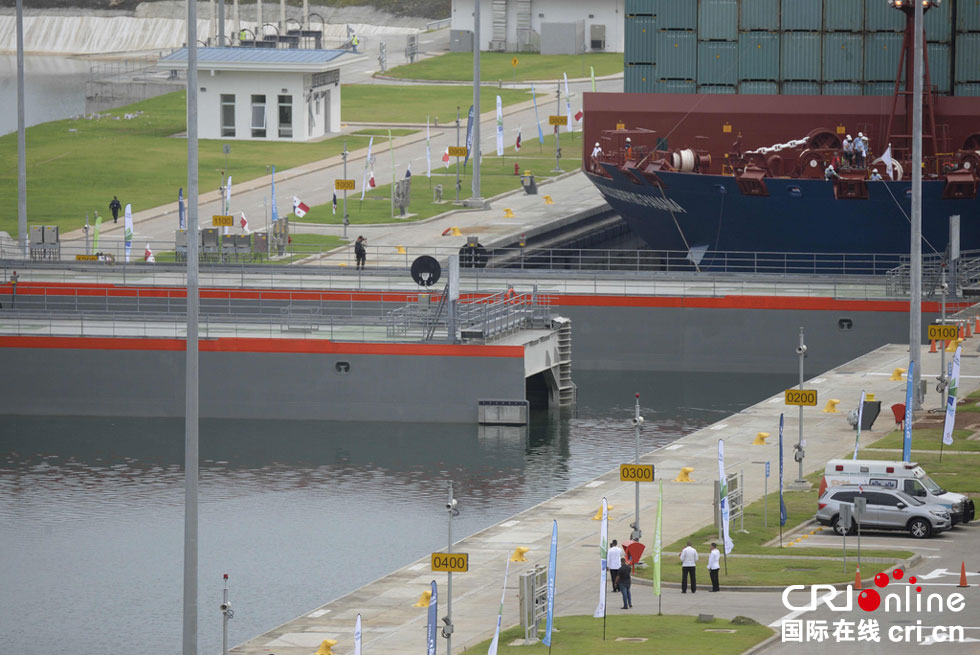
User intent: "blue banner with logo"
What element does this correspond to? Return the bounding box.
[178,187,185,230]
[542,520,557,646]
[426,580,437,655]
[902,360,915,461]
[463,105,474,167]
[270,166,279,223]
[779,413,787,526]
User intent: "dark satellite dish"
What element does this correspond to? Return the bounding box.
[411,255,442,286]
[458,241,488,268]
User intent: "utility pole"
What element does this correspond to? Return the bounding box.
[938,266,948,409]
[443,483,459,655]
[795,328,807,484]
[218,0,225,45]
[455,106,461,204]
[220,574,234,655]
[16,0,26,257]
[553,82,562,173]
[470,0,482,203]
[342,142,349,240]
[909,0,924,409]
[630,393,642,541]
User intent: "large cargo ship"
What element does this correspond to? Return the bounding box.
[586,1,980,260]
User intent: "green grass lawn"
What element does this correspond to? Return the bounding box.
[340,85,532,124]
[468,615,772,655]
[382,52,623,82]
[956,388,980,413]
[351,128,418,137]
[867,428,979,452]
[0,91,371,236]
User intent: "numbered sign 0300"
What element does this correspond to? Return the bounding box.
[784,389,818,406]
[431,552,469,572]
[619,463,654,482]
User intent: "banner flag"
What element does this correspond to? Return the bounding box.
[563,73,573,133]
[124,203,133,262]
[718,439,734,554]
[354,614,362,655]
[93,215,102,250]
[531,84,544,144]
[903,360,916,461]
[515,129,522,152]
[779,413,787,526]
[590,65,596,92]
[270,166,279,223]
[144,243,155,263]
[223,175,232,234]
[361,137,374,200]
[495,95,504,156]
[442,147,450,167]
[178,187,186,230]
[653,478,663,596]
[853,390,866,459]
[542,520,557,647]
[293,197,309,218]
[426,117,432,178]
[464,105,475,166]
[943,346,962,446]
[240,211,250,234]
[332,192,338,215]
[426,581,438,655]
[593,497,608,618]
[487,558,511,655]
[883,145,894,180]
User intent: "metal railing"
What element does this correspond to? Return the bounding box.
[426,17,452,31]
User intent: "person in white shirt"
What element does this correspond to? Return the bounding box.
[707,542,721,592]
[607,539,625,592]
[679,541,699,593]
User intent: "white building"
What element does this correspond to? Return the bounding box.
[159,47,361,141]
[450,0,624,54]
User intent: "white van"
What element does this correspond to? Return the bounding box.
[820,459,974,525]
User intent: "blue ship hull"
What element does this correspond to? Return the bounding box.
[586,166,980,257]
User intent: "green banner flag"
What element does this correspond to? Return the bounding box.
[590,66,596,92]
[653,478,663,596]
[93,215,102,250]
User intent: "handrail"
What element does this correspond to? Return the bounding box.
[426,17,451,31]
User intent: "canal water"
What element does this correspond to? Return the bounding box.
[0,54,91,135]
[0,369,793,654]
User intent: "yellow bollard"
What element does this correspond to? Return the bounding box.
[316,639,338,655]
[753,432,770,445]
[510,546,530,562]
[451,226,462,236]
[946,338,964,353]
[396,245,406,254]
[543,195,554,205]
[338,262,348,267]
[591,504,614,519]
[412,590,432,607]
[890,367,907,381]
[822,399,840,413]
[674,467,695,482]
[504,208,515,218]
[866,393,875,402]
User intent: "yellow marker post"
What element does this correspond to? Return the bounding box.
[431,552,469,572]
[784,389,818,406]
[543,195,554,204]
[212,214,234,227]
[619,463,654,482]
[509,546,529,562]
[503,208,515,218]
[928,324,958,342]
[334,179,356,191]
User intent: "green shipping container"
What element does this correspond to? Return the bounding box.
[783,81,822,94]
[823,82,863,95]
[738,31,779,80]
[824,0,863,32]
[698,40,738,85]
[698,85,737,94]
[781,0,822,31]
[626,0,657,15]
[656,30,697,79]
[781,31,822,80]
[956,0,980,32]
[739,0,780,30]
[865,82,900,96]
[699,0,738,40]
[865,0,904,32]
[659,79,697,93]
[928,43,951,94]
[656,0,697,30]
[625,15,657,64]
[864,32,902,82]
[924,0,951,42]
[738,80,779,93]
[955,83,980,97]
[955,33,980,83]
[823,32,863,81]
[625,64,657,93]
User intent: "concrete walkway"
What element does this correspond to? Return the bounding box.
[231,341,980,654]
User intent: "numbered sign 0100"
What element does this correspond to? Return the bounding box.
[431,552,469,572]
[784,389,818,406]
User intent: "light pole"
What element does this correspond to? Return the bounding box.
[630,393,642,541]
[220,574,234,655]
[794,328,807,484]
[455,106,461,204]
[342,142,349,240]
[443,482,459,655]
[553,82,562,173]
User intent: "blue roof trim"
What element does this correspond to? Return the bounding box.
[161,47,346,64]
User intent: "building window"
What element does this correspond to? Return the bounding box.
[220,94,235,137]
[250,94,266,138]
[278,94,293,138]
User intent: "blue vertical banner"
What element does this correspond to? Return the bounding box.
[426,580,438,655]
[902,360,916,461]
[778,413,787,526]
[270,166,279,223]
[542,520,557,647]
[178,187,186,230]
[531,84,544,144]
[463,105,475,167]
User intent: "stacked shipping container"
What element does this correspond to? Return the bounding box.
[624,0,979,96]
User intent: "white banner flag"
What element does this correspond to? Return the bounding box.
[593,497,608,618]
[361,137,374,200]
[223,175,232,235]
[718,439,734,554]
[943,346,962,446]
[354,614,362,655]
[426,117,432,178]
[487,558,510,655]
[124,203,133,262]
[883,144,894,180]
[563,73,573,133]
[495,95,504,156]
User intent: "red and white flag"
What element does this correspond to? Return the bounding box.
[240,211,250,234]
[442,147,450,167]
[515,129,522,152]
[292,196,309,218]
[575,109,583,122]
[144,243,155,263]
[368,172,376,188]
[332,192,338,215]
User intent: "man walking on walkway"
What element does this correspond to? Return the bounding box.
[679,541,698,593]
[707,542,721,592]
[607,539,625,592]
[109,196,122,224]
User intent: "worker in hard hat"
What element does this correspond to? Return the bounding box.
[842,134,853,167]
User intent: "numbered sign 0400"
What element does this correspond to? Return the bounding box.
[619,463,654,482]
[431,552,469,572]
[784,389,818,406]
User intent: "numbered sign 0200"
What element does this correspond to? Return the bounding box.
[431,552,469,572]
[784,389,818,406]
[619,463,655,482]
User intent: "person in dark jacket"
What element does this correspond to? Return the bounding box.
[354,236,366,270]
[109,196,122,223]
[617,557,632,609]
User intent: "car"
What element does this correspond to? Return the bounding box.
[815,485,951,539]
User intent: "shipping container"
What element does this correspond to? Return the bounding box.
[824,0,863,32]
[699,0,738,41]
[738,31,779,80]
[656,29,698,79]
[697,84,737,94]
[626,0,656,15]
[782,81,822,94]
[658,79,697,93]
[924,0,952,43]
[625,15,657,63]
[823,32,863,81]
[865,0,904,32]
[956,0,980,32]
[698,40,738,85]
[781,31,822,80]
[739,0,780,31]
[823,81,863,95]
[955,33,980,83]
[738,80,780,94]
[928,43,951,94]
[865,82,900,96]
[864,32,903,82]
[625,63,657,93]
[656,0,697,30]
[955,83,980,97]
[781,0,823,31]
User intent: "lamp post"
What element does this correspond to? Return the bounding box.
[630,393,642,542]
